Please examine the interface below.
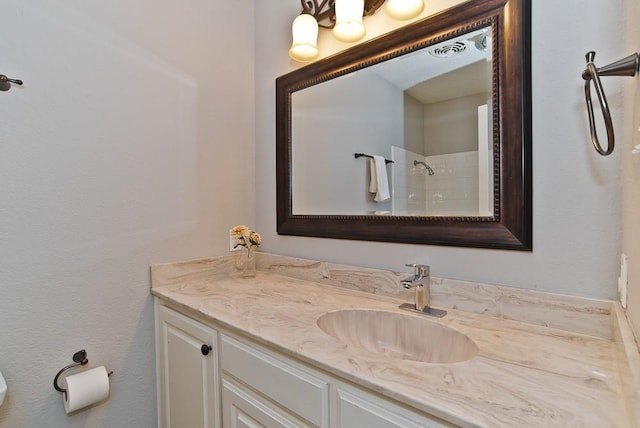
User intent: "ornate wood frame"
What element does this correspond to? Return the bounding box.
[276,0,532,250]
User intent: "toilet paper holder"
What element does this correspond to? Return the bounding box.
[53,349,113,394]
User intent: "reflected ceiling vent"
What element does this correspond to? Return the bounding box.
[428,41,467,58]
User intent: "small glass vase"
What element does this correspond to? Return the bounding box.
[236,245,257,278]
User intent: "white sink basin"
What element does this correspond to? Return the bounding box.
[0,370,6,407]
[317,309,478,364]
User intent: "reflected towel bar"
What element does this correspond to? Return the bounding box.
[582,51,639,156]
[354,153,393,164]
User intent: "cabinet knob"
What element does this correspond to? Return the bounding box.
[201,344,212,356]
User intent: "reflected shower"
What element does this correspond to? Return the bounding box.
[414,160,435,175]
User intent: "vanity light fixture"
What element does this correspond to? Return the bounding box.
[289,14,320,62]
[289,0,425,62]
[385,0,425,20]
[333,0,366,42]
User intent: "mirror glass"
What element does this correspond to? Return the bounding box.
[276,0,531,250]
[292,26,494,217]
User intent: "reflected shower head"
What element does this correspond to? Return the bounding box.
[413,160,435,175]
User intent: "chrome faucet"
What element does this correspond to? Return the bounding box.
[399,264,446,318]
[401,264,430,311]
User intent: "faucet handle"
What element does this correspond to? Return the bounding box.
[405,263,429,277]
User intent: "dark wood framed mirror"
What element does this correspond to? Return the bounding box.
[276,0,531,250]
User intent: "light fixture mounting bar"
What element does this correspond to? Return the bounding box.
[300,0,336,28]
[299,0,386,29]
[363,0,386,16]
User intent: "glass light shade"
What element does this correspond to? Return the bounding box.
[385,0,425,20]
[333,0,365,42]
[289,14,319,62]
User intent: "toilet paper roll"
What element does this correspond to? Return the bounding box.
[63,366,110,414]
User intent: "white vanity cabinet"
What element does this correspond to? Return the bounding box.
[220,334,330,428]
[155,303,220,428]
[155,301,456,428]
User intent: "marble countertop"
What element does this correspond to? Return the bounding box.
[151,255,638,428]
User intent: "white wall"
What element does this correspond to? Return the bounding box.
[0,1,254,426]
[423,93,488,155]
[256,0,625,299]
[292,72,401,214]
[403,93,425,154]
[621,0,640,340]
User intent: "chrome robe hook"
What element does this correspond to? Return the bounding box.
[582,51,639,156]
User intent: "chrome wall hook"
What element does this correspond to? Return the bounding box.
[582,51,639,156]
[354,152,394,164]
[0,74,23,92]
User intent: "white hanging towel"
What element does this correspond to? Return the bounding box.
[369,155,390,202]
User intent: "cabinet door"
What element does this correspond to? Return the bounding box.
[334,385,456,428]
[156,302,219,428]
[222,377,312,428]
